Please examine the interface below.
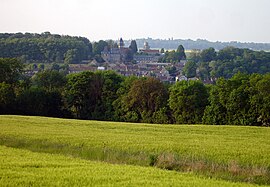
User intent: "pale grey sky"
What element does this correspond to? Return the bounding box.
[1,0,270,42]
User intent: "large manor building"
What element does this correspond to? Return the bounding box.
[101,38,129,63]
[101,38,162,63]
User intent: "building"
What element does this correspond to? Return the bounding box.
[139,42,160,55]
[134,41,162,63]
[101,38,129,63]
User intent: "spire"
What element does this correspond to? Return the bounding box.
[119,38,124,48]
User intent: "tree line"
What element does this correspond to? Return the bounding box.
[1,58,269,126]
[0,32,92,64]
[184,47,270,80]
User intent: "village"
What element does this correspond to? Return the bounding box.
[68,38,189,82]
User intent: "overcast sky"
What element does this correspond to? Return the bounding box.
[1,0,270,43]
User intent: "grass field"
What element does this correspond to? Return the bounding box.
[0,146,264,187]
[0,115,269,185]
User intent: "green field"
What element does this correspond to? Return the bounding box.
[1,145,262,187]
[0,115,270,185]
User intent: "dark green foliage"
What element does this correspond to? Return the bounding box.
[202,85,227,125]
[0,32,92,63]
[200,47,216,62]
[196,62,210,80]
[64,71,102,119]
[93,71,123,120]
[176,45,186,60]
[113,77,169,123]
[159,45,186,63]
[203,73,270,126]
[93,40,108,55]
[183,61,197,78]
[64,71,123,120]
[32,70,66,91]
[64,49,80,64]
[124,77,169,123]
[16,88,63,117]
[113,76,139,122]
[0,58,24,84]
[129,40,138,54]
[194,47,270,80]
[0,83,16,114]
[248,74,270,126]
[169,80,209,124]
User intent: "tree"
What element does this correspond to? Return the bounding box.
[113,76,139,122]
[0,58,24,84]
[249,73,270,126]
[183,61,197,78]
[196,62,210,81]
[64,70,124,120]
[124,77,169,123]
[203,73,270,126]
[93,40,108,55]
[202,83,227,125]
[188,50,201,63]
[16,87,64,117]
[51,63,60,71]
[106,40,117,51]
[169,80,209,124]
[160,48,165,53]
[129,40,138,54]
[32,70,66,91]
[64,49,80,64]
[0,82,15,114]
[38,64,45,71]
[200,47,216,62]
[176,45,186,60]
[92,71,123,120]
[64,71,103,119]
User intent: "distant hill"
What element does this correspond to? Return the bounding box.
[125,38,270,51]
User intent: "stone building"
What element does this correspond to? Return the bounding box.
[101,38,129,63]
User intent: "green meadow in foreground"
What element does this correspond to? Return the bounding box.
[0,115,269,185]
[0,146,264,187]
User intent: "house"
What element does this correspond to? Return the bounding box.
[69,64,97,74]
[176,75,188,82]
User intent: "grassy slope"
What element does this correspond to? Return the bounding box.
[0,145,263,187]
[0,115,269,184]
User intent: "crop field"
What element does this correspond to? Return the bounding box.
[0,115,270,185]
[1,145,262,187]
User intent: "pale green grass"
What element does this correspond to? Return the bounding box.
[0,145,263,187]
[0,115,269,166]
[0,115,269,184]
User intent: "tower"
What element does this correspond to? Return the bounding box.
[119,38,125,49]
[144,42,150,50]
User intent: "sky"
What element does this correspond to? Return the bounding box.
[1,0,270,43]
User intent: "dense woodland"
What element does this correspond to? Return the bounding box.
[186,47,270,80]
[0,58,269,126]
[0,32,93,63]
